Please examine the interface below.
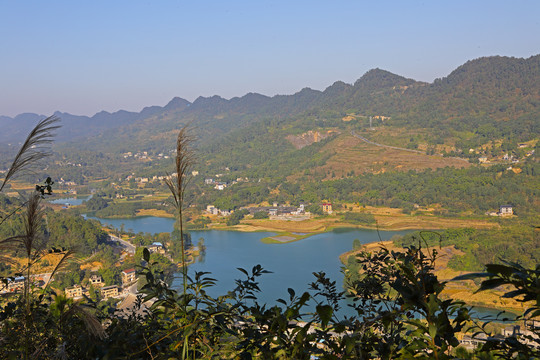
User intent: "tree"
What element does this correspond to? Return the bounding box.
[253,211,269,219]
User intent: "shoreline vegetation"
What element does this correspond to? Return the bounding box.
[44,194,520,313]
[88,211,518,313]
[340,240,526,315]
[80,206,498,232]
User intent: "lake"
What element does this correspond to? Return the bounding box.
[88,215,406,313]
[87,214,517,320]
[50,195,91,206]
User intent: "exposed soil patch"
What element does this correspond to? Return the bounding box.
[270,235,296,242]
[286,130,339,149]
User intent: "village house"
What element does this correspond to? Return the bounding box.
[148,242,166,254]
[322,202,333,214]
[498,204,513,216]
[5,276,25,293]
[101,285,119,299]
[65,285,83,299]
[89,274,104,287]
[214,182,227,191]
[121,268,137,285]
[243,205,297,217]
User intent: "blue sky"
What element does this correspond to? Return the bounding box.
[1,0,539,117]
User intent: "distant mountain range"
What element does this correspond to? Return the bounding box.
[1,55,538,156]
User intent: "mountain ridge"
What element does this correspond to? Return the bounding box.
[1,55,538,155]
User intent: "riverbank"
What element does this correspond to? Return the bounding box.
[206,210,497,238]
[340,240,526,315]
[85,207,498,244]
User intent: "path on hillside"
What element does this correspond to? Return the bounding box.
[108,234,136,254]
[350,131,469,162]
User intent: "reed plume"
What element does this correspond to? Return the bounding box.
[164,125,196,295]
[0,115,60,192]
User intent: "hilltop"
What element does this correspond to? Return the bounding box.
[0,55,538,219]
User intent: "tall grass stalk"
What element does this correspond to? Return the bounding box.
[165,126,195,297]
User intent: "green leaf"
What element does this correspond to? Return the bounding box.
[287,288,295,301]
[452,272,490,281]
[478,278,507,291]
[485,264,515,276]
[316,304,333,328]
[143,247,150,262]
[237,267,249,276]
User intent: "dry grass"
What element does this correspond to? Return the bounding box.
[306,134,470,179]
[80,261,103,271]
[6,180,35,191]
[136,209,175,218]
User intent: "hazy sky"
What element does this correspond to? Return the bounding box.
[1,1,539,117]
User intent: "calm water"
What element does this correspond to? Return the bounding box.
[86,212,516,320]
[86,215,176,234]
[49,195,91,206]
[89,214,404,299]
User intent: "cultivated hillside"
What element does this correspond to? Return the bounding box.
[1,55,538,182]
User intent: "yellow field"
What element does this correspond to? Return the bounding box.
[296,133,471,180]
[135,209,175,218]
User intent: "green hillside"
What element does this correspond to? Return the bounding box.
[5,55,537,218]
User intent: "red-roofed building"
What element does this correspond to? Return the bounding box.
[121,268,136,285]
[322,203,333,214]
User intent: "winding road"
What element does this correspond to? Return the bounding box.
[108,234,136,254]
[350,130,469,162]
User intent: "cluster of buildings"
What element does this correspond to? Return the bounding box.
[204,178,229,191]
[204,175,252,191]
[476,148,535,164]
[122,150,175,161]
[64,269,138,300]
[459,319,539,351]
[1,276,26,294]
[206,205,231,216]
[124,172,178,186]
[206,201,334,218]
[244,203,306,217]
[57,177,77,187]
[54,160,83,168]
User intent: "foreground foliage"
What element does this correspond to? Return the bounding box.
[2,118,538,358]
[2,237,539,359]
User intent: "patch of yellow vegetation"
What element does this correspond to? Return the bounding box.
[136,209,175,218]
[7,181,34,191]
[80,261,103,271]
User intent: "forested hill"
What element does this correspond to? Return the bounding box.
[1,55,538,159]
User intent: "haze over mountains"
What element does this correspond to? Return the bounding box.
[1,55,538,154]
